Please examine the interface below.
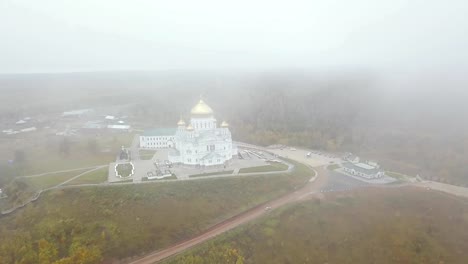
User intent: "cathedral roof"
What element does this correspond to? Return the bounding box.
[190,99,213,116]
[186,124,194,131]
[220,121,229,127]
[142,127,177,136]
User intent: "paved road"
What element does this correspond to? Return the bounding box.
[128,166,327,264]
[417,180,468,198]
[129,134,141,161]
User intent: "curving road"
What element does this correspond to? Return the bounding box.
[128,166,328,264]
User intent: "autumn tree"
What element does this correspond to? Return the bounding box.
[38,239,58,264]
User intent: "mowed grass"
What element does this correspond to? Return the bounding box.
[167,187,468,264]
[0,171,310,263]
[65,167,109,185]
[238,162,288,173]
[190,170,234,177]
[20,169,90,190]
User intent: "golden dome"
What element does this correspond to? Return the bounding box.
[190,99,213,116]
[177,119,186,126]
[220,121,229,127]
[186,124,194,131]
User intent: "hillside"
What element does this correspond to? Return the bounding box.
[0,173,308,263]
[167,187,468,264]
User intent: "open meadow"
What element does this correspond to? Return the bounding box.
[166,187,468,264]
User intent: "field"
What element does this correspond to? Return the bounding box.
[190,170,234,177]
[20,169,90,190]
[0,171,310,263]
[167,187,468,264]
[65,167,109,185]
[238,162,288,173]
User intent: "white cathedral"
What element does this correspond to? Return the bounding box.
[140,99,237,166]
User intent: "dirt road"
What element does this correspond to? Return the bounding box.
[129,166,328,264]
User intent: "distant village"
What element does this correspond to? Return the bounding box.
[1,106,134,138]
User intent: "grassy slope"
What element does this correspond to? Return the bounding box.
[20,169,90,190]
[65,167,109,185]
[167,188,468,264]
[0,172,310,263]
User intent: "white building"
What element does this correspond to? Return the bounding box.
[140,128,176,149]
[140,99,237,166]
[342,161,385,179]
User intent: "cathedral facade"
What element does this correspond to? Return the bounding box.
[140,99,237,166]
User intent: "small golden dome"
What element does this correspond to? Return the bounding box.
[190,99,213,116]
[220,121,229,127]
[177,119,186,126]
[186,124,194,131]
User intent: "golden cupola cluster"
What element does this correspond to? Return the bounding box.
[190,99,214,116]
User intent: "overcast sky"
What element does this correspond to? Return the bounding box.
[0,0,467,73]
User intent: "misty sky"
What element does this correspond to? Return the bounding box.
[1,0,467,73]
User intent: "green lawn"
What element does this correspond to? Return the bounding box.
[0,170,311,263]
[238,162,288,173]
[65,168,109,185]
[166,188,468,264]
[190,170,234,178]
[20,169,90,190]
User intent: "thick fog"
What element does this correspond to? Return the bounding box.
[1,0,467,73]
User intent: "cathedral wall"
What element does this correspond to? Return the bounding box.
[140,135,175,149]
